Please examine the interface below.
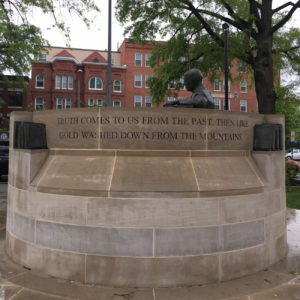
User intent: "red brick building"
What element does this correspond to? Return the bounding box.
[28,39,258,112]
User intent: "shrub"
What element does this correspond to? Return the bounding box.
[286,161,298,185]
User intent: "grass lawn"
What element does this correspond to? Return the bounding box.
[286,186,300,209]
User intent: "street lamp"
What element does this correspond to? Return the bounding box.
[77,69,83,108]
[107,0,112,107]
[222,23,229,111]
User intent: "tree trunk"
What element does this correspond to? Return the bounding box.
[254,0,277,114]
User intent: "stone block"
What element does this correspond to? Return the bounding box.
[220,244,268,281]
[155,226,219,256]
[86,254,219,287]
[31,151,115,197]
[9,211,35,243]
[33,108,99,149]
[222,219,264,251]
[6,232,85,282]
[86,197,219,228]
[191,154,264,194]
[110,153,199,196]
[36,220,153,256]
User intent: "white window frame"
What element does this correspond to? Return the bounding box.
[134,96,142,107]
[134,74,142,88]
[213,99,221,110]
[145,53,151,67]
[113,80,121,92]
[113,100,121,107]
[89,77,103,90]
[135,53,142,66]
[145,75,151,88]
[68,76,73,89]
[240,80,247,93]
[97,99,103,107]
[56,98,63,109]
[145,96,152,107]
[214,79,221,91]
[35,97,44,110]
[55,75,60,89]
[62,75,67,89]
[88,98,95,107]
[35,75,44,88]
[65,98,71,109]
[240,100,247,112]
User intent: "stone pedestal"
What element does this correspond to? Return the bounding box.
[6,108,286,287]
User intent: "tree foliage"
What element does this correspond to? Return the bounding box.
[276,84,300,144]
[116,0,300,114]
[0,0,99,76]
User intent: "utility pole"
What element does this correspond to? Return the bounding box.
[107,0,112,107]
[223,23,229,111]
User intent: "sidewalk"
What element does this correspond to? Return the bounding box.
[0,209,299,299]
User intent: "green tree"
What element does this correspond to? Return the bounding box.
[116,0,300,114]
[276,84,300,144]
[0,0,99,77]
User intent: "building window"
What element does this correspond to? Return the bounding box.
[56,75,60,89]
[145,53,151,67]
[65,98,71,109]
[36,75,44,88]
[214,99,221,110]
[113,100,121,107]
[168,97,175,102]
[38,53,47,61]
[240,62,247,73]
[113,80,121,92]
[145,75,152,88]
[168,80,175,89]
[223,99,230,110]
[88,98,94,107]
[135,53,142,66]
[145,96,152,107]
[111,58,115,66]
[240,80,247,93]
[56,98,63,109]
[62,75,67,89]
[8,91,22,107]
[97,99,103,107]
[134,96,142,107]
[68,76,73,89]
[134,74,142,88]
[89,77,103,90]
[214,79,221,91]
[179,77,185,90]
[223,80,230,92]
[240,100,247,112]
[35,97,44,110]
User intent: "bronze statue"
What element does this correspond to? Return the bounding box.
[163,69,215,108]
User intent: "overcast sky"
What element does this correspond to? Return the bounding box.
[34,0,300,52]
[32,0,299,89]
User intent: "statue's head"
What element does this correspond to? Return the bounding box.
[184,69,203,92]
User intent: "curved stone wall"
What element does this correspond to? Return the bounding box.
[6,109,286,287]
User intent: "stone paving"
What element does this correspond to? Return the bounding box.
[0,205,300,299]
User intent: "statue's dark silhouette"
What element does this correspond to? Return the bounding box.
[163,69,215,108]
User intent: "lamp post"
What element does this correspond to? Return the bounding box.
[77,69,83,108]
[107,0,112,107]
[222,23,229,111]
